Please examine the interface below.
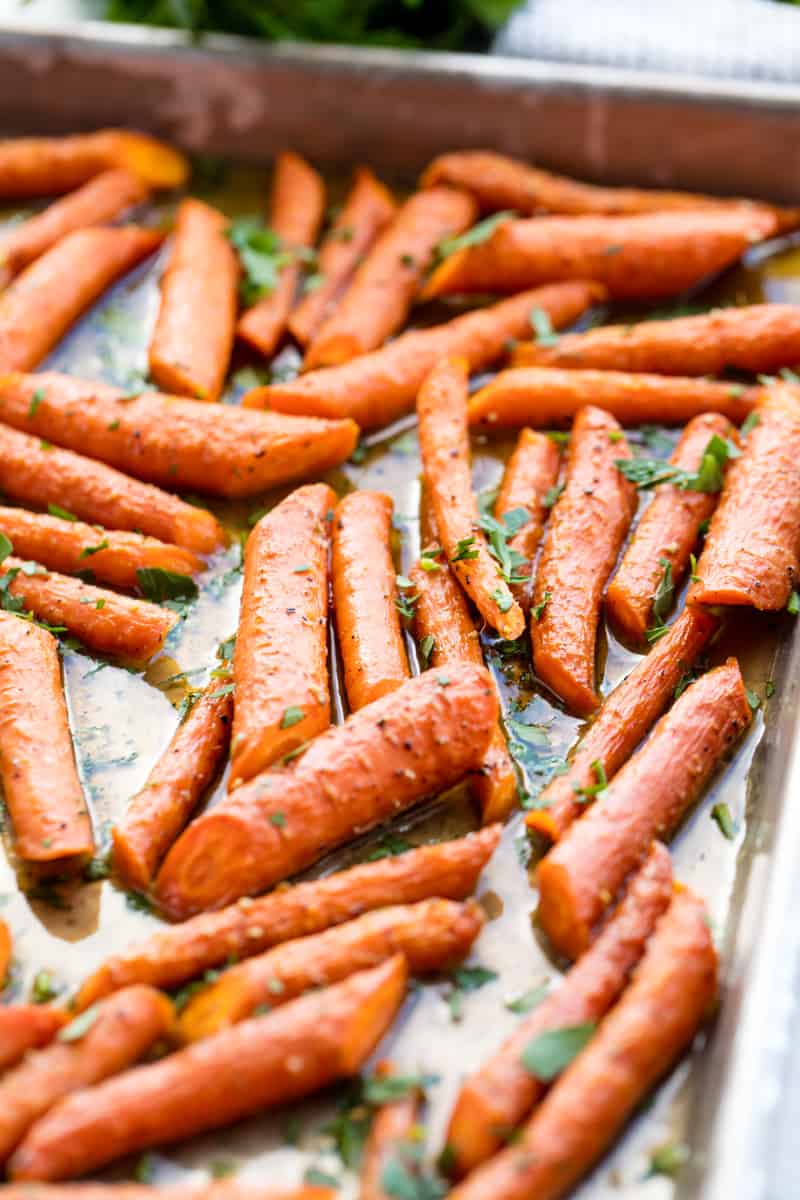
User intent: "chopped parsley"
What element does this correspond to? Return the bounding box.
[616,433,737,494]
[572,759,608,802]
[447,964,498,1021]
[529,305,560,347]
[451,536,479,563]
[521,1022,596,1080]
[711,802,736,840]
[280,706,305,729]
[531,591,550,621]
[438,210,515,259]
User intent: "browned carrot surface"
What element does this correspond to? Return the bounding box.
[304,186,477,368]
[531,406,637,716]
[230,484,334,788]
[690,387,800,609]
[0,914,10,984]
[0,612,92,865]
[494,428,561,600]
[526,605,719,842]
[1,1187,335,1200]
[113,676,234,891]
[0,227,162,372]
[0,371,358,500]
[245,282,605,428]
[448,890,718,1200]
[0,1008,69,1072]
[0,986,173,1164]
[0,130,188,196]
[361,1061,421,1200]
[332,491,410,710]
[155,663,498,919]
[444,842,673,1176]
[538,658,751,959]
[289,166,397,347]
[9,957,408,1182]
[421,209,778,301]
[0,422,223,553]
[468,366,758,429]
[149,198,239,402]
[237,151,325,358]
[418,357,524,639]
[75,826,500,1007]
[607,413,736,643]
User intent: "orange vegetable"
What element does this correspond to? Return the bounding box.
[418,357,524,639]
[9,957,408,1182]
[447,890,717,1200]
[494,428,561,601]
[531,406,637,716]
[113,676,234,891]
[304,186,477,368]
[289,166,397,347]
[237,151,325,358]
[421,209,778,301]
[155,663,498,919]
[361,1060,421,1200]
[149,198,239,402]
[230,484,334,789]
[245,282,605,428]
[0,1008,68,1073]
[1,1188,332,1200]
[538,658,751,959]
[0,916,11,985]
[0,130,188,196]
[332,491,410,710]
[0,371,358,500]
[444,842,672,1176]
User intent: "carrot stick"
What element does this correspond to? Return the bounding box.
[421,209,778,301]
[0,371,359,500]
[0,130,188,196]
[526,605,718,842]
[237,151,325,358]
[289,166,397,347]
[0,915,10,985]
[178,897,483,1043]
[0,612,92,865]
[0,986,173,1164]
[361,1061,421,1200]
[75,826,500,1007]
[494,428,561,601]
[332,491,410,711]
[468,366,758,429]
[690,387,800,609]
[0,422,223,553]
[9,957,408,1182]
[1,1187,335,1200]
[409,560,516,823]
[531,406,637,716]
[538,657,750,960]
[155,663,498,919]
[512,302,800,374]
[113,677,233,891]
[149,199,238,403]
[0,227,162,372]
[418,357,524,639]
[0,507,202,590]
[0,1008,68,1072]
[444,842,672,1176]
[246,282,604,428]
[607,413,736,643]
[304,187,477,368]
[447,890,717,1200]
[230,484,334,789]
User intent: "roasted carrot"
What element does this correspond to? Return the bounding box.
[538,657,750,959]
[289,166,397,347]
[0,915,10,985]
[178,897,482,1042]
[690,387,800,609]
[448,890,717,1200]
[531,406,637,716]
[237,151,325,358]
[0,612,92,865]
[76,826,500,1007]
[113,677,233,891]
[607,413,736,643]
[444,842,672,1176]
[421,209,778,301]
[332,491,410,711]
[0,130,188,196]
[0,226,162,373]
[0,1008,68,1072]
[246,282,605,428]
[0,986,173,1164]
[361,1061,421,1200]
[156,663,498,919]
[526,605,718,842]
[1,1187,334,1200]
[0,422,222,553]
[10,957,408,1182]
[148,198,238,403]
[468,366,758,429]
[494,428,561,600]
[304,186,477,368]
[418,357,524,639]
[230,484,334,788]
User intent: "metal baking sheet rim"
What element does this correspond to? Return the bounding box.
[0,22,798,1199]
